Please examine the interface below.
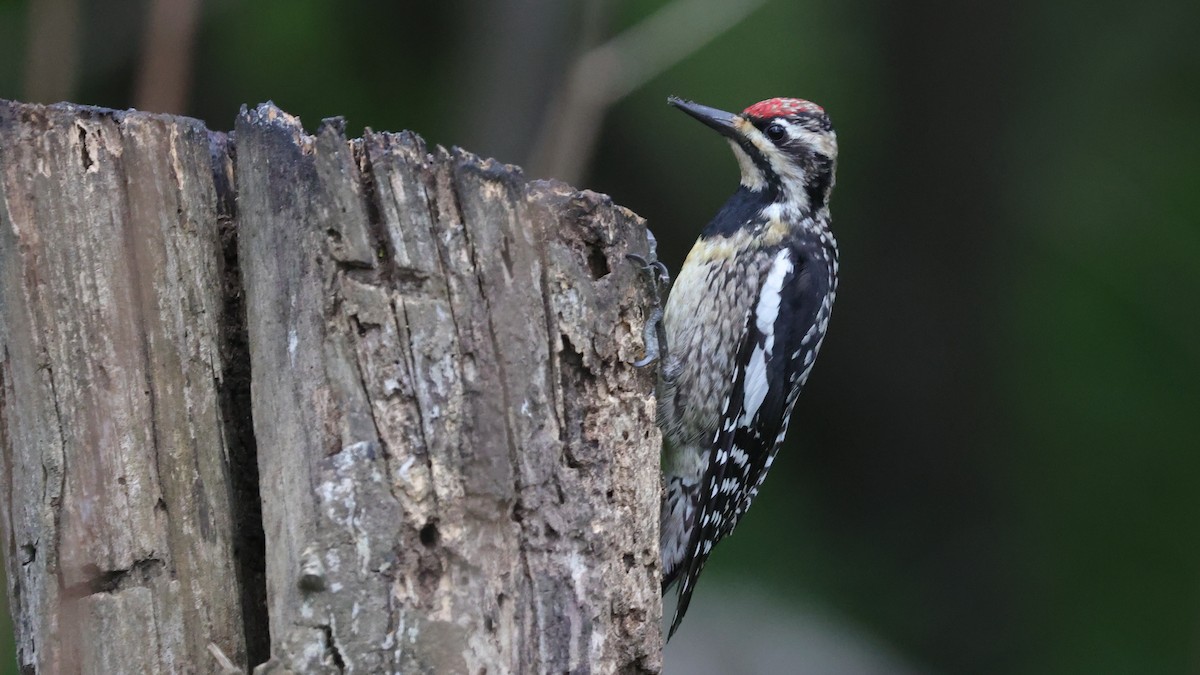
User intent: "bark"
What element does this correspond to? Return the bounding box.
[0,99,663,674]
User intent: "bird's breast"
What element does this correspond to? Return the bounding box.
[658,238,769,448]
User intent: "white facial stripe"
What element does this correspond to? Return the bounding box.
[794,127,838,160]
[772,118,838,156]
[744,117,839,161]
[729,115,838,212]
[772,118,799,136]
[741,122,792,174]
[727,140,767,191]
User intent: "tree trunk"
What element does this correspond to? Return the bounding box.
[0,99,663,674]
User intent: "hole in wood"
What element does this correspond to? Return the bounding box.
[586,245,610,279]
[419,521,439,547]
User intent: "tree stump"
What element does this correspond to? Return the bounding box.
[0,99,663,674]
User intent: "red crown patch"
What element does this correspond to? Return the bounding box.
[742,98,824,119]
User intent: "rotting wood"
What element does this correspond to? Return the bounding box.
[0,99,663,674]
[0,101,257,673]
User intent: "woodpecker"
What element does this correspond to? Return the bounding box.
[641,96,839,638]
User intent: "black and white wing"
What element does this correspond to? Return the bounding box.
[667,244,830,638]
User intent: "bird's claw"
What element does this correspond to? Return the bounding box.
[627,251,670,368]
[633,306,665,368]
[625,254,670,287]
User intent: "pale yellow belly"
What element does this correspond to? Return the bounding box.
[657,246,762,451]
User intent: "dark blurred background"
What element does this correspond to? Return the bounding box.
[2,0,1199,672]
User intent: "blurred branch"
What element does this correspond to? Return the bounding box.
[528,0,768,183]
[453,0,577,168]
[23,0,82,103]
[134,0,203,114]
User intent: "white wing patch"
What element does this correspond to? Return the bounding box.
[740,348,768,427]
[738,249,793,426]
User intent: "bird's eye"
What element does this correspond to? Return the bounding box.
[765,123,786,141]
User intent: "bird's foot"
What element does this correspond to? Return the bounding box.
[626,249,671,368]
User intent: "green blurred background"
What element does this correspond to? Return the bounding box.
[2,0,1198,672]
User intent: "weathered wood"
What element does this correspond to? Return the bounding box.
[0,102,254,672]
[237,105,662,673]
[0,99,663,673]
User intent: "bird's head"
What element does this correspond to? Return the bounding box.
[669,96,837,210]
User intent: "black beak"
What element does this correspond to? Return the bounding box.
[668,96,741,138]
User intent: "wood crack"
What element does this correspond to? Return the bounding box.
[212,129,270,668]
[2,99,663,674]
[63,557,166,599]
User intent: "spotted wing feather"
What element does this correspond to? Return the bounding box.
[667,246,827,638]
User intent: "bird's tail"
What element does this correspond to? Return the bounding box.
[660,476,698,591]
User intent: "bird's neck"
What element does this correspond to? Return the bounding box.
[700,185,777,239]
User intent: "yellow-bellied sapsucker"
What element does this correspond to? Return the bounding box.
[636,96,839,638]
